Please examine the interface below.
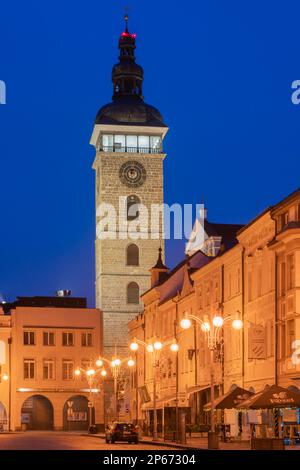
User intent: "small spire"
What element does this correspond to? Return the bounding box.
[153,247,168,270]
[185,252,190,267]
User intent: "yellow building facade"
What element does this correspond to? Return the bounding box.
[0,296,103,431]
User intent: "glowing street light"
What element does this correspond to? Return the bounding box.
[75,368,81,376]
[212,315,224,328]
[180,318,192,330]
[170,342,179,352]
[153,341,162,351]
[127,359,135,367]
[130,342,139,352]
[232,318,243,330]
[2,373,8,381]
[96,359,103,367]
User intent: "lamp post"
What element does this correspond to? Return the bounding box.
[130,338,179,440]
[180,312,243,449]
[110,357,135,421]
[171,295,180,442]
[0,372,8,382]
[94,355,135,422]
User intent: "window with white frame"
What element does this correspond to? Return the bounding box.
[81,332,93,347]
[62,332,74,347]
[43,359,55,380]
[24,359,35,379]
[287,255,295,290]
[280,261,286,296]
[43,331,55,346]
[24,331,35,346]
[62,360,74,380]
[101,134,162,153]
[286,319,295,356]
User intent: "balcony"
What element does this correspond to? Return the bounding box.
[100,146,162,154]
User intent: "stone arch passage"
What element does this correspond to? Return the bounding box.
[63,395,94,431]
[0,401,7,430]
[21,395,54,430]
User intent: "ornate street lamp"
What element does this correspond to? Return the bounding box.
[180,311,243,449]
[88,354,136,422]
[110,356,135,421]
[74,364,107,430]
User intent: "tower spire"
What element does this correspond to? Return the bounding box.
[111,15,144,100]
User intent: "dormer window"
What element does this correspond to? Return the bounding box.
[279,212,289,231]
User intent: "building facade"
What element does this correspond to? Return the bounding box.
[0,296,103,431]
[90,17,167,356]
[128,189,300,436]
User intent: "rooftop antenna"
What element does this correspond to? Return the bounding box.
[124,8,129,33]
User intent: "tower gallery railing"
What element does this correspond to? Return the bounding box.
[100,146,162,154]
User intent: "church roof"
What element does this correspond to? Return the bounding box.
[95,97,166,127]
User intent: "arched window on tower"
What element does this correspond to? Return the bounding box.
[127,282,139,304]
[127,195,140,221]
[126,244,139,266]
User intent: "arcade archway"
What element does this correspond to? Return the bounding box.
[63,395,93,431]
[0,401,7,430]
[21,395,54,430]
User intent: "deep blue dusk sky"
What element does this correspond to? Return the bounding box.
[0,1,299,306]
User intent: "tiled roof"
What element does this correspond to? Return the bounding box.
[204,220,244,251]
[157,251,211,304]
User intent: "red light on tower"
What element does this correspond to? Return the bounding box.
[121,13,136,39]
[121,32,136,39]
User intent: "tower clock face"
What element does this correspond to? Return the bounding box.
[119,160,146,188]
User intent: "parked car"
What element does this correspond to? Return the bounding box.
[105,422,139,444]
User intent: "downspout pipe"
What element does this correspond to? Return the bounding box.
[220,264,225,427]
[272,215,278,386]
[274,251,278,386]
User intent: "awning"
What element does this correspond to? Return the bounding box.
[141,393,190,411]
[141,401,164,411]
[236,385,300,410]
[204,386,254,410]
[186,385,210,397]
